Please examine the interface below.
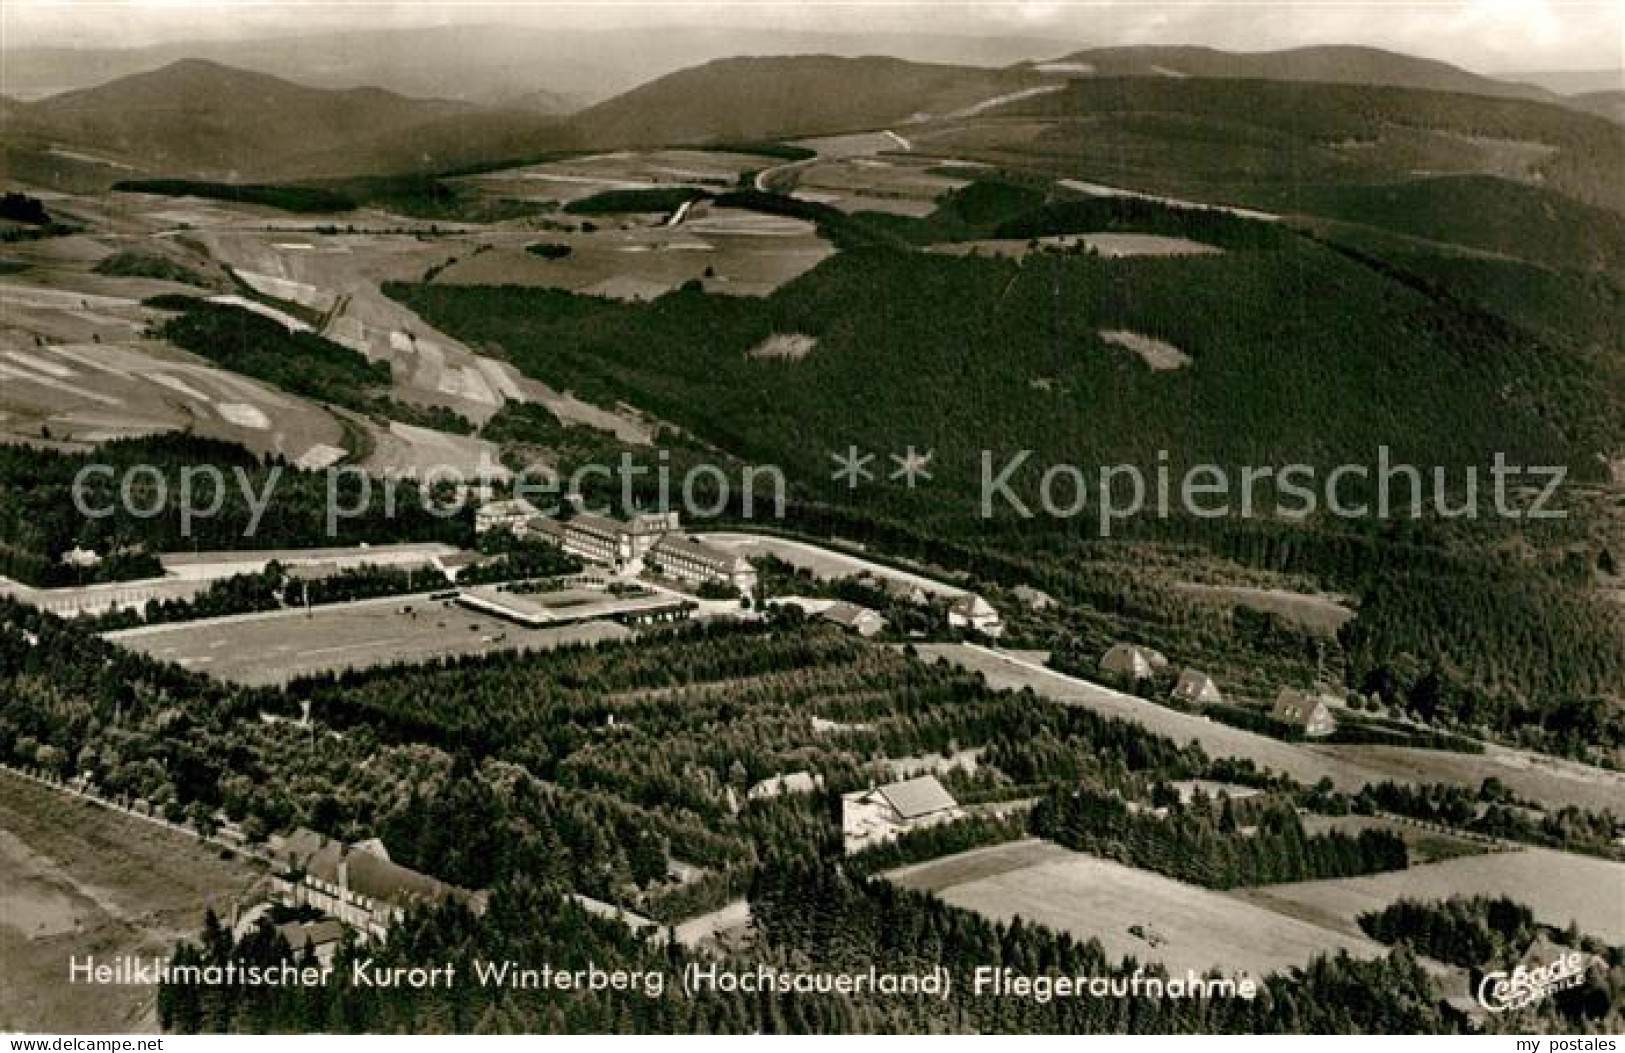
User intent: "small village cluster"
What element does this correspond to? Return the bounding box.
[1099,642,1340,737]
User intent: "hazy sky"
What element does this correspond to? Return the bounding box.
[2,0,1620,72]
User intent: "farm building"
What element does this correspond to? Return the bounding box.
[842,775,962,852]
[269,828,486,941]
[947,594,1003,636]
[648,534,758,594]
[1171,668,1223,705]
[1270,688,1338,737]
[748,771,824,801]
[475,497,543,534]
[821,601,886,637]
[1099,643,1168,681]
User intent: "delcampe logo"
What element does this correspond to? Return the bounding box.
[1476,943,1593,1014]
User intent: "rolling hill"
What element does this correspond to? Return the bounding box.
[1564,90,1625,123]
[1021,45,1561,103]
[949,76,1625,219]
[571,55,1048,146]
[21,60,465,173]
[2,59,577,182]
[0,27,1069,107]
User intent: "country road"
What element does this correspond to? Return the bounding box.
[922,643,1625,814]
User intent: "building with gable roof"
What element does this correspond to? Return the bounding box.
[269,828,486,941]
[1171,668,1223,706]
[841,774,962,852]
[1270,688,1338,737]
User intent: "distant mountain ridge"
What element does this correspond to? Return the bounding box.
[1023,45,1560,102]
[2,58,576,181]
[0,26,1072,106]
[571,55,1046,146]
[5,46,1619,191]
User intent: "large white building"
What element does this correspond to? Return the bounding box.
[269,828,485,942]
[529,510,682,570]
[647,534,758,595]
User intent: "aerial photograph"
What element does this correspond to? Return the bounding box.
[0,0,1621,1039]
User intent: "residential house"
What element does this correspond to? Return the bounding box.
[842,775,962,852]
[1171,668,1223,706]
[821,601,886,637]
[1270,688,1338,737]
[1099,643,1168,681]
[274,918,346,966]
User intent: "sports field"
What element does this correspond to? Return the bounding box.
[109,596,629,685]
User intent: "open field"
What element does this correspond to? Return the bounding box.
[433,203,833,299]
[1233,847,1625,945]
[0,770,263,1033]
[1299,814,1491,865]
[109,594,630,685]
[359,418,509,479]
[1171,583,1355,635]
[1099,330,1192,371]
[790,154,969,217]
[460,150,763,206]
[0,329,346,460]
[1315,742,1625,817]
[887,839,1388,978]
[196,226,654,437]
[929,233,1224,259]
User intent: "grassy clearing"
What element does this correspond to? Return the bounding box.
[887,839,1388,977]
[0,772,262,1033]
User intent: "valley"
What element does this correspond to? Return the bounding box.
[2,32,1623,1037]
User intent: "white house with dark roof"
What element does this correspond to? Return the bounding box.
[821,601,886,637]
[841,774,962,852]
[1099,643,1167,681]
[269,828,486,941]
[1171,668,1223,706]
[1270,688,1338,737]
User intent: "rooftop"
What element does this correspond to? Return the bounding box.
[874,774,958,820]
